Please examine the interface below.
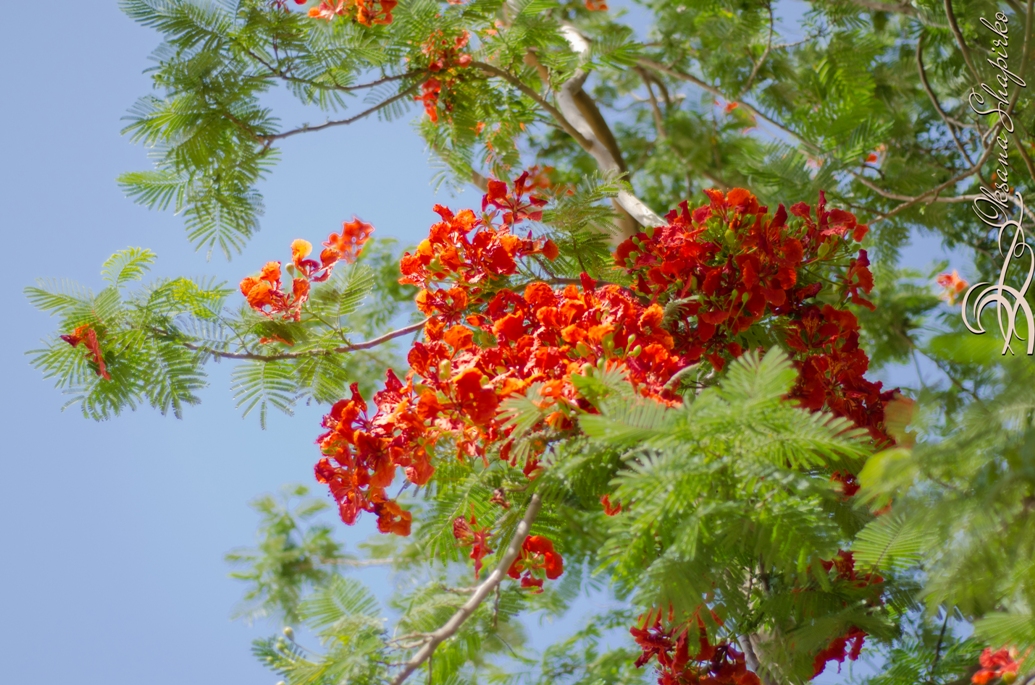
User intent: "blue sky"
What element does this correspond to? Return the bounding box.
[0,4,478,683]
[0,3,959,685]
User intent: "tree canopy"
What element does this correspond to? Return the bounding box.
[26,0,1035,684]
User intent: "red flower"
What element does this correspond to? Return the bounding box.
[601,494,622,515]
[507,535,564,591]
[813,626,867,678]
[972,647,1021,685]
[452,514,494,579]
[60,325,111,380]
[936,270,968,305]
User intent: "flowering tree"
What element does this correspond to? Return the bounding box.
[26,1,1035,684]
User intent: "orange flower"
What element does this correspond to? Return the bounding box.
[60,325,110,381]
[291,238,312,266]
[936,270,968,305]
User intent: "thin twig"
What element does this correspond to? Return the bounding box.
[261,85,420,147]
[638,58,824,157]
[917,33,974,162]
[944,0,981,80]
[875,0,1033,224]
[324,557,397,567]
[388,494,543,685]
[178,319,428,362]
[738,2,775,98]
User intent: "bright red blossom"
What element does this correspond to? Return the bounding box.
[415,30,472,122]
[254,181,905,657]
[239,220,369,321]
[60,324,111,380]
[972,648,1021,685]
[630,610,761,685]
[452,514,494,579]
[937,270,969,305]
[507,535,564,592]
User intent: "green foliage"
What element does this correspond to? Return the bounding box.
[227,484,347,624]
[27,239,412,424]
[27,0,1035,681]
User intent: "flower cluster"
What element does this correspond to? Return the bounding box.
[416,30,472,123]
[303,0,397,26]
[972,647,1021,685]
[239,219,371,321]
[506,535,563,591]
[630,611,760,685]
[937,270,969,305]
[314,372,427,536]
[452,514,494,579]
[811,551,884,678]
[616,188,893,443]
[60,324,110,380]
[290,182,899,630]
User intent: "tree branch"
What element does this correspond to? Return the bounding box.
[261,85,420,147]
[638,58,824,157]
[874,0,1033,224]
[847,0,919,16]
[178,319,428,362]
[917,32,975,162]
[387,493,543,685]
[473,60,663,230]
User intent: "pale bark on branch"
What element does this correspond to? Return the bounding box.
[387,493,543,685]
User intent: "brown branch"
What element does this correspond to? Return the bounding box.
[179,319,428,362]
[324,557,397,567]
[848,170,979,203]
[471,61,591,149]
[874,0,1033,223]
[473,60,663,229]
[738,1,775,99]
[917,32,975,162]
[847,0,919,15]
[943,0,981,81]
[387,493,543,685]
[261,85,420,147]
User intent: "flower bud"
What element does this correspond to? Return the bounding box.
[630,345,643,357]
[282,626,294,640]
[438,359,451,377]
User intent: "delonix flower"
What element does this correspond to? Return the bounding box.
[60,324,110,380]
[812,627,867,677]
[809,551,884,677]
[616,187,893,444]
[507,535,563,591]
[600,494,622,516]
[452,514,494,579]
[306,0,396,25]
[972,647,1021,685]
[239,220,369,321]
[415,30,473,123]
[630,610,761,685]
[276,181,902,655]
[937,270,969,305]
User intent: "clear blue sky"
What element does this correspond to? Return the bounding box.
[0,3,957,685]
